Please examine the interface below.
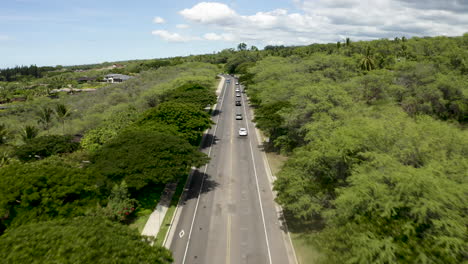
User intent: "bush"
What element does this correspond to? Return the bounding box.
[14,135,79,161]
[0,217,173,263]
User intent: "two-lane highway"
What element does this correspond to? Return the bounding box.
[167,76,294,264]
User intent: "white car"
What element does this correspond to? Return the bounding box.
[236,93,241,97]
[235,81,239,85]
[235,113,243,120]
[235,88,240,92]
[239,128,248,136]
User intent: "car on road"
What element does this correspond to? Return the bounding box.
[235,113,243,120]
[235,81,239,85]
[236,93,241,97]
[239,128,247,136]
[235,88,240,92]
[235,100,241,106]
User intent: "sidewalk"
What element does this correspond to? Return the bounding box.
[141,182,177,244]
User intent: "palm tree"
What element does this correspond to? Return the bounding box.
[345,37,351,47]
[55,103,70,134]
[21,125,39,142]
[38,106,54,133]
[360,46,376,71]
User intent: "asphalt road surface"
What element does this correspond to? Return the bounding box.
[168,76,294,264]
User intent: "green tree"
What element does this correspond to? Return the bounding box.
[138,102,213,145]
[237,42,247,51]
[14,135,79,162]
[95,181,137,222]
[55,103,70,134]
[318,154,467,263]
[20,125,39,142]
[0,217,172,263]
[360,46,376,71]
[37,106,54,132]
[90,129,208,190]
[161,83,217,109]
[0,157,102,228]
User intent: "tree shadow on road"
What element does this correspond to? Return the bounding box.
[182,171,219,204]
[200,133,219,150]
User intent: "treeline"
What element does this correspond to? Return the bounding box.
[238,35,467,263]
[0,65,56,82]
[0,62,218,262]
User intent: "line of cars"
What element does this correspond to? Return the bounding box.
[231,79,247,136]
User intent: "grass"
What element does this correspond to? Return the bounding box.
[153,172,189,246]
[264,151,322,264]
[129,183,165,233]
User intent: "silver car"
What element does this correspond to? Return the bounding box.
[235,113,243,120]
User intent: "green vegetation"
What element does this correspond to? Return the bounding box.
[239,34,468,263]
[0,217,172,264]
[0,60,219,261]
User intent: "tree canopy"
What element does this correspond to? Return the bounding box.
[0,217,172,263]
[90,129,208,190]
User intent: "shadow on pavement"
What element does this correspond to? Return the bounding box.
[183,171,219,203]
[200,133,218,149]
[211,109,222,117]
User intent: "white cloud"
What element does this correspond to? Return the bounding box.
[176,24,189,29]
[151,30,189,42]
[179,2,237,24]
[153,16,165,24]
[203,32,236,41]
[173,1,468,46]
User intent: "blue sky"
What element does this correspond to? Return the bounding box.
[1,0,467,68]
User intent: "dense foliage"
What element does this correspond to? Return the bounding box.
[0,157,102,229]
[0,217,172,263]
[14,135,79,161]
[90,129,208,190]
[240,34,468,263]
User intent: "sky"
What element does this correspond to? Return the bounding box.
[1,0,467,68]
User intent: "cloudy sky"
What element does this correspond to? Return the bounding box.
[1,0,467,67]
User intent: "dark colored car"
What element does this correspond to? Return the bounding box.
[235,100,241,106]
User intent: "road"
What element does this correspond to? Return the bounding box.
[168,76,295,264]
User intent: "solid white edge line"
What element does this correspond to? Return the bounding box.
[181,76,229,264]
[245,87,299,264]
[241,86,273,264]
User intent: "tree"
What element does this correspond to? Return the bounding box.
[37,106,54,132]
[0,157,102,228]
[360,46,376,71]
[250,45,259,51]
[94,181,137,222]
[138,102,213,145]
[318,155,467,263]
[20,125,39,142]
[90,129,208,190]
[160,83,217,109]
[55,103,70,134]
[0,217,172,263]
[14,135,79,162]
[237,42,247,51]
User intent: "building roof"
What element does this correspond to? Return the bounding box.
[104,74,133,80]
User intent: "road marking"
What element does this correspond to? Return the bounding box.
[179,230,185,238]
[226,215,232,264]
[181,76,229,264]
[241,84,273,264]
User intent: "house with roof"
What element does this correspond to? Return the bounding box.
[104,74,134,83]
